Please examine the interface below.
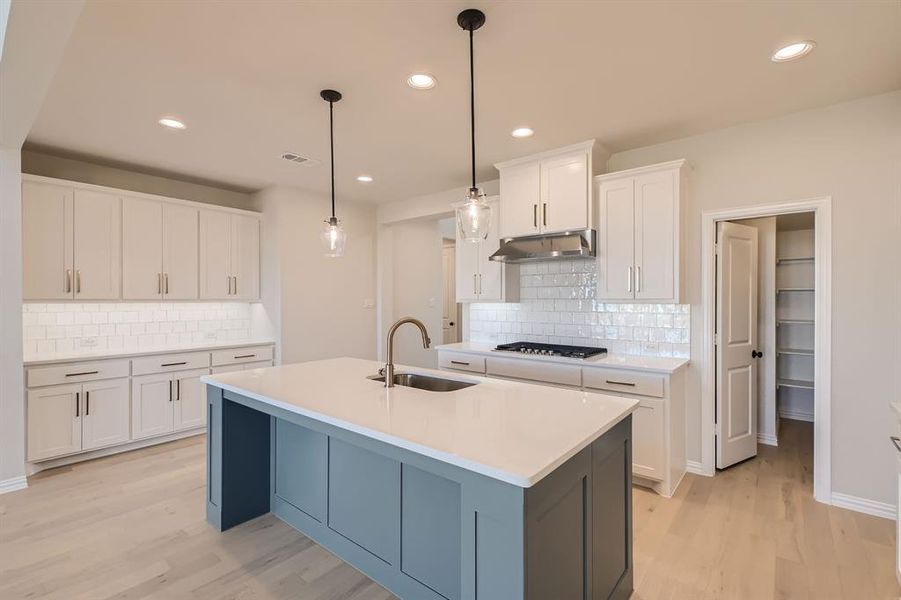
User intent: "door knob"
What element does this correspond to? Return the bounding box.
[752,350,763,359]
[449,321,455,326]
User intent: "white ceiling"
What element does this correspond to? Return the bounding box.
[26,1,901,203]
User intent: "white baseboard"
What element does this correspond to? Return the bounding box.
[0,475,28,495]
[686,460,710,476]
[758,432,779,446]
[779,408,814,422]
[831,492,895,520]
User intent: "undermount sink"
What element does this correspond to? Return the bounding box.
[367,372,476,392]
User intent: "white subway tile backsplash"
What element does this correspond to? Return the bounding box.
[469,258,690,358]
[23,302,256,358]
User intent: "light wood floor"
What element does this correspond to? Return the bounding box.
[1,420,897,599]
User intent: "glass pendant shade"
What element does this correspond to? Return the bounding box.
[456,187,491,242]
[321,216,347,257]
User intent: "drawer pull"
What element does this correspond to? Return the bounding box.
[65,370,99,377]
[450,360,471,366]
[233,354,256,359]
[606,379,636,387]
[161,361,187,367]
[891,436,901,453]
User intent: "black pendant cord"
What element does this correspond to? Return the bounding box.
[328,100,336,220]
[469,27,476,191]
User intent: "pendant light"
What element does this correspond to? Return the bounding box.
[455,8,491,243]
[320,89,347,257]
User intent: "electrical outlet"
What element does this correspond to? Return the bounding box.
[362,298,375,309]
[79,338,98,348]
[204,333,218,341]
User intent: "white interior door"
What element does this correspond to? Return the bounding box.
[122,196,163,299]
[634,170,675,300]
[441,245,458,343]
[597,178,635,299]
[199,210,232,299]
[22,180,74,300]
[716,221,760,469]
[73,189,121,300]
[540,151,588,233]
[131,373,174,440]
[26,383,82,461]
[163,203,199,299]
[82,378,130,450]
[231,214,260,300]
[173,368,208,431]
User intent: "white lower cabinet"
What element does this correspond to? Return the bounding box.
[82,378,130,450]
[630,398,665,481]
[174,369,208,431]
[132,368,208,439]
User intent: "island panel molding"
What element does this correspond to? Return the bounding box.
[206,379,634,600]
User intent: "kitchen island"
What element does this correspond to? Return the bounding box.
[202,357,637,600]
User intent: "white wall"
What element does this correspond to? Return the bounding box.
[253,186,377,365]
[608,90,901,506]
[735,217,777,444]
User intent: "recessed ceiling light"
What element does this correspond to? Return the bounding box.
[158,117,186,130]
[356,175,373,183]
[407,73,437,90]
[511,127,534,138]
[771,41,815,62]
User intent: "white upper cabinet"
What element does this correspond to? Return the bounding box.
[596,160,684,302]
[23,181,74,300]
[200,210,260,300]
[23,175,259,302]
[496,141,594,239]
[455,198,519,303]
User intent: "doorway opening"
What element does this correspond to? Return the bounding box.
[701,197,831,503]
[439,217,462,345]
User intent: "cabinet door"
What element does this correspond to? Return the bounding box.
[478,199,504,301]
[27,383,82,461]
[632,398,665,481]
[73,189,121,300]
[231,214,260,300]
[540,151,589,233]
[455,234,481,303]
[82,378,130,450]
[498,162,540,238]
[131,373,174,440]
[199,210,232,299]
[163,203,199,299]
[597,178,635,300]
[634,170,676,301]
[22,181,74,300]
[122,196,163,300]
[173,368,208,431]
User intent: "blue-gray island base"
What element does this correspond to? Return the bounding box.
[206,384,633,600]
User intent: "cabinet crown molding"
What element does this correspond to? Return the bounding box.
[594,159,687,182]
[493,139,596,170]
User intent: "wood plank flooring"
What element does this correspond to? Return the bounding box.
[1,419,897,599]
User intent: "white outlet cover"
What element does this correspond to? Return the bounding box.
[363,298,375,309]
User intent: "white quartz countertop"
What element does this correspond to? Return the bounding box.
[24,339,276,366]
[437,342,689,374]
[202,357,638,488]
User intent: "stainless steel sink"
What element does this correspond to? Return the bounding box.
[367,372,476,392]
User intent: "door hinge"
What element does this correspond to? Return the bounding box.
[714,333,720,346]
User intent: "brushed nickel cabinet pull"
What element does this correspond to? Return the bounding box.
[543,203,547,227]
[75,392,80,417]
[65,370,99,377]
[226,275,232,295]
[85,391,90,416]
[66,269,72,293]
[234,354,256,359]
[161,361,187,367]
[478,274,482,295]
[473,274,477,296]
[158,273,162,294]
[627,267,633,293]
[636,266,641,293]
[164,273,169,295]
[75,270,81,294]
[450,360,470,366]
[233,276,237,295]
[606,379,636,387]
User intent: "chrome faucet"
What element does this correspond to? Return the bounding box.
[383,317,431,387]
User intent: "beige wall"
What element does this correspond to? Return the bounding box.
[608,90,901,505]
[253,187,377,365]
[22,150,253,209]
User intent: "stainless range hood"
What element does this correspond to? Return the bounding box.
[488,228,596,263]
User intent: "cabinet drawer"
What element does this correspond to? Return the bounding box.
[438,352,486,374]
[27,359,130,388]
[486,356,581,387]
[211,345,274,367]
[132,351,209,376]
[583,367,664,398]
